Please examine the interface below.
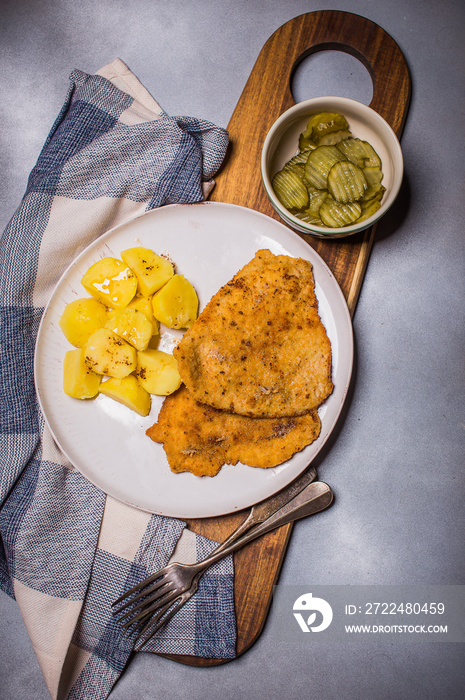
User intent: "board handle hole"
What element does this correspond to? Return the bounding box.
[291,49,373,105]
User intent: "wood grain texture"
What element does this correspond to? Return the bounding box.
[163,10,410,666]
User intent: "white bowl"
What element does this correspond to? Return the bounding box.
[261,96,404,238]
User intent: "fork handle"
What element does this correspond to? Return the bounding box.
[189,481,333,576]
[211,466,318,555]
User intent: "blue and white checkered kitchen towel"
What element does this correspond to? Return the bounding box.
[0,59,235,700]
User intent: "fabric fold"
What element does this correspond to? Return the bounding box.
[0,58,235,700]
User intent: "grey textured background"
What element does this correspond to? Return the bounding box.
[1,1,464,698]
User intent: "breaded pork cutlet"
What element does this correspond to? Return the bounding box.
[173,249,333,418]
[146,386,321,477]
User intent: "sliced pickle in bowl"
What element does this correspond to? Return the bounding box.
[362,167,385,200]
[294,210,324,226]
[282,148,315,178]
[317,129,352,146]
[306,188,328,216]
[299,111,350,149]
[357,197,383,223]
[270,111,386,230]
[337,137,381,168]
[304,145,346,190]
[272,169,309,210]
[327,161,367,204]
[319,197,362,228]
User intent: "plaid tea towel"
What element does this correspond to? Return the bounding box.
[0,59,235,700]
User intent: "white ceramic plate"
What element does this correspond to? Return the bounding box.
[34,202,353,518]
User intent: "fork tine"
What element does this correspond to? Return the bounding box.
[112,567,169,608]
[130,574,204,648]
[132,597,185,650]
[113,575,172,617]
[116,584,175,626]
[120,587,181,631]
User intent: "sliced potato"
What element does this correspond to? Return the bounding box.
[99,375,151,416]
[84,328,137,378]
[126,295,160,335]
[105,308,153,351]
[81,257,137,309]
[120,247,174,297]
[152,274,198,329]
[63,348,101,399]
[136,349,182,395]
[59,298,108,347]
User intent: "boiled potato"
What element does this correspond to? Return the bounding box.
[81,257,137,309]
[126,295,160,335]
[120,247,174,297]
[99,375,151,417]
[136,349,182,395]
[152,274,198,329]
[105,308,153,351]
[84,328,137,378]
[63,348,102,399]
[59,298,108,347]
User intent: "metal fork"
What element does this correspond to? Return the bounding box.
[113,473,333,650]
[112,465,317,637]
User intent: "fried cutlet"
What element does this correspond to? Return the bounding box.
[173,249,333,418]
[146,386,321,477]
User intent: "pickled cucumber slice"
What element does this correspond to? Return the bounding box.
[307,188,328,216]
[361,166,384,200]
[270,111,386,229]
[272,169,308,210]
[319,197,362,228]
[361,185,386,206]
[282,148,314,178]
[328,161,367,204]
[283,162,305,179]
[359,141,382,168]
[337,138,381,168]
[299,112,350,149]
[318,129,352,146]
[363,185,385,203]
[285,148,315,166]
[295,211,324,226]
[304,145,347,190]
[356,197,383,223]
[336,138,365,167]
[363,166,383,187]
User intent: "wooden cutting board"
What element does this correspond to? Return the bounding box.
[164,10,411,665]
